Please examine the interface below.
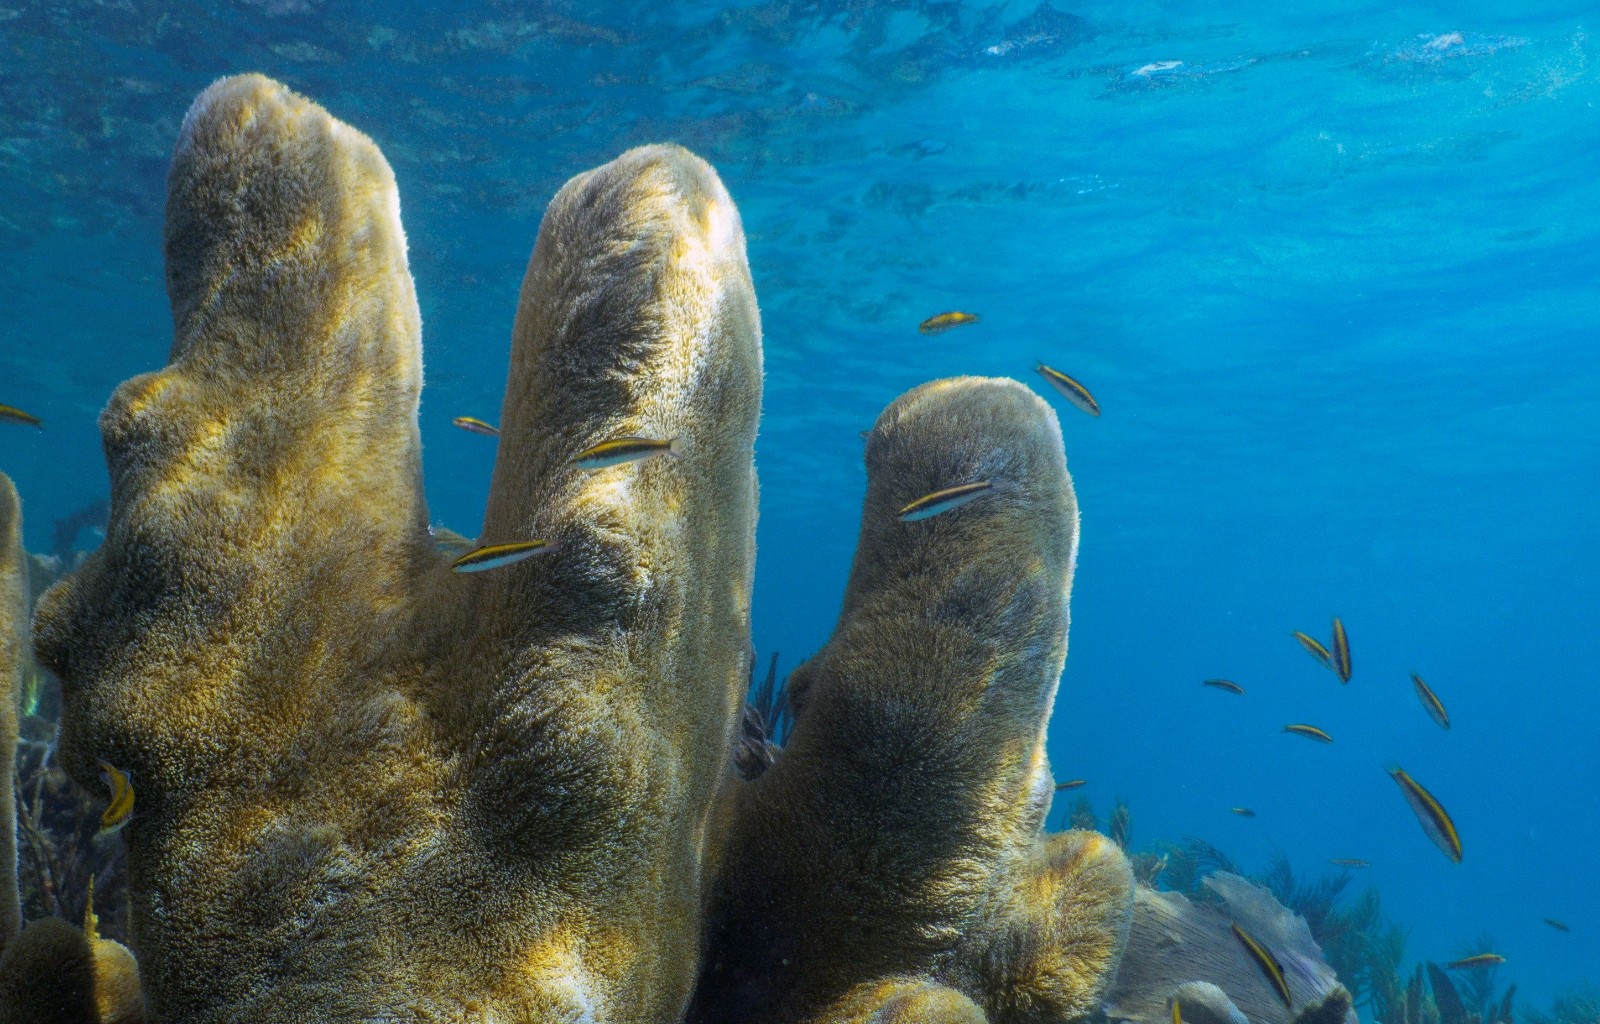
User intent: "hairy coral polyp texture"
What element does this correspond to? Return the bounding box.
[24,74,1133,1023]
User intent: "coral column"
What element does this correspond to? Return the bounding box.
[0,474,22,952]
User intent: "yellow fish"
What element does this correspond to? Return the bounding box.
[452,416,499,437]
[898,481,993,522]
[1171,997,1183,1024]
[1034,362,1101,417]
[1290,630,1333,669]
[1203,679,1244,694]
[1054,779,1087,791]
[918,311,979,334]
[1388,765,1461,863]
[1231,922,1292,1010]
[1447,953,1505,970]
[0,404,43,429]
[451,540,557,573]
[97,760,134,835]
[1283,724,1333,743]
[1412,673,1450,730]
[1330,616,1351,683]
[572,436,680,470]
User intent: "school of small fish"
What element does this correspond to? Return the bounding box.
[1199,610,1561,969]
[33,303,1549,982]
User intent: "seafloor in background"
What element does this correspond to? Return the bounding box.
[0,0,1596,1018]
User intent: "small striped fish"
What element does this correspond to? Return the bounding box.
[1231,922,1292,1010]
[1290,630,1333,669]
[1203,679,1244,694]
[898,481,993,522]
[1447,954,1505,970]
[0,404,43,429]
[1231,807,1256,818]
[1329,858,1370,868]
[1035,362,1101,417]
[918,311,979,334]
[1054,779,1087,792]
[451,540,557,573]
[1330,616,1352,683]
[98,760,135,835]
[1412,673,1450,730]
[452,416,499,437]
[1283,723,1333,743]
[572,436,680,470]
[1388,765,1462,863]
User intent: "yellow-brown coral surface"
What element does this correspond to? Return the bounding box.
[692,380,1134,1023]
[27,74,1132,1022]
[0,474,22,951]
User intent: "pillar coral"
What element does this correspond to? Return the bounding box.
[27,75,1134,1022]
[1,474,22,952]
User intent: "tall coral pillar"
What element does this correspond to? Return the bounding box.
[0,473,22,952]
[32,74,759,1021]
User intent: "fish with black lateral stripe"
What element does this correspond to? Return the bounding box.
[1330,616,1351,682]
[898,480,994,522]
[1231,922,1292,1010]
[1412,673,1450,730]
[1389,765,1462,863]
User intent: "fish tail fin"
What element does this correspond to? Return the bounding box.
[667,437,685,460]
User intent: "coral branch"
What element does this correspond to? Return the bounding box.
[0,474,23,951]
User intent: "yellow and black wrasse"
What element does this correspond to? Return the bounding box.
[1034,362,1101,417]
[1329,858,1370,868]
[97,760,134,835]
[1283,724,1333,743]
[1055,779,1088,791]
[918,310,979,334]
[572,436,681,470]
[1231,922,1292,1010]
[1330,616,1351,682]
[1447,954,1505,970]
[452,415,499,437]
[898,480,993,522]
[1231,807,1256,818]
[1412,672,1450,730]
[1545,918,1570,932]
[1290,630,1333,669]
[1203,679,1245,695]
[0,404,43,429]
[1171,997,1183,1024]
[1388,765,1462,863]
[451,540,558,574]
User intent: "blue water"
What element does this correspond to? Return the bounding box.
[3,0,1597,1010]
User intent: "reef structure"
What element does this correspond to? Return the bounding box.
[0,477,144,1024]
[11,74,1176,1021]
[1,475,22,950]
